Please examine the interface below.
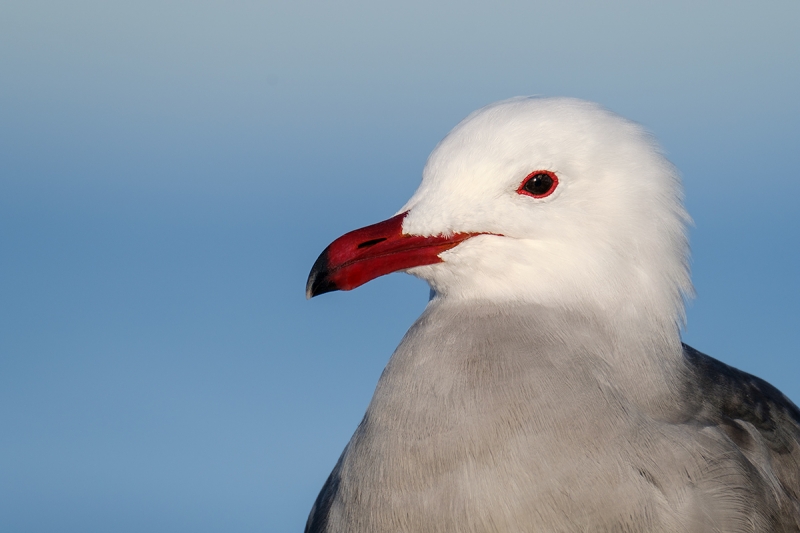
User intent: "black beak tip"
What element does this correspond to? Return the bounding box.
[306,249,339,299]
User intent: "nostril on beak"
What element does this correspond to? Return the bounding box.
[357,238,388,249]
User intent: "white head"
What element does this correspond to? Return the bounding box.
[400,97,692,328]
[308,96,692,332]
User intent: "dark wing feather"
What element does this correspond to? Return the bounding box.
[682,344,800,508]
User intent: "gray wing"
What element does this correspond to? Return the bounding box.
[682,344,800,520]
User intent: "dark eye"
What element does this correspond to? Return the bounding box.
[517,170,558,198]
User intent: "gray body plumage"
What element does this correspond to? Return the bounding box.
[307,301,800,532]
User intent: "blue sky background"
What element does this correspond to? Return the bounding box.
[1,1,798,531]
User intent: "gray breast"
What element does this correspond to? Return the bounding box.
[306,301,800,532]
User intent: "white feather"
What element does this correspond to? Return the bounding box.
[401,97,692,331]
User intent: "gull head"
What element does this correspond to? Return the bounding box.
[307,97,692,328]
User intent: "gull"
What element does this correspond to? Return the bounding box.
[304,97,800,532]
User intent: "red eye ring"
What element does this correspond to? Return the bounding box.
[517,170,559,199]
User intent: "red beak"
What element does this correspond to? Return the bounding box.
[306,212,482,298]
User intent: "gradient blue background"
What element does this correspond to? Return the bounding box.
[1,1,798,531]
